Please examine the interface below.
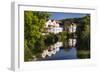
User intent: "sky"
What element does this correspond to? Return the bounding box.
[49,12,88,20]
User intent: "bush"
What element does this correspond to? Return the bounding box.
[58,31,68,42]
[24,40,33,61]
[44,33,58,46]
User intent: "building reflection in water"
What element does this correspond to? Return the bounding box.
[41,42,63,58]
[68,39,77,47]
[41,38,77,59]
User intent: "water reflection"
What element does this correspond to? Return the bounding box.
[32,38,90,61]
[68,39,77,47]
[41,42,63,58]
[42,47,77,60]
[40,38,77,60]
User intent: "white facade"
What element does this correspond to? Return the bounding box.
[73,24,77,32]
[47,27,63,34]
[45,20,63,34]
[68,23,77,33]
[69,25,73,33]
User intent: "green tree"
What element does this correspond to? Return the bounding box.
[76,15,90,50]
[44,33,58,46]
[24,11,51,61]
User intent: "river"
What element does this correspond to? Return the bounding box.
[31,38,90,61]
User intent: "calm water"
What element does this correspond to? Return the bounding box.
[42,47,77,60]
[32,39,90,61]
[40,41,77,61]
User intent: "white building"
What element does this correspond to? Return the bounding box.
[68,23,77,33]
[45,20,63,34]
[47,27,63,34]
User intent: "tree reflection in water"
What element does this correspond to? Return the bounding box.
[31,38,90,61]
[31,38,78,61]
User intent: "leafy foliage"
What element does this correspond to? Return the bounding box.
[24,11,51,61]
[76,15,90,50]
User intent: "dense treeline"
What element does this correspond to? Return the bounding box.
[24,11,51,61]
[76,15,90,50]
[76,15,90,58]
